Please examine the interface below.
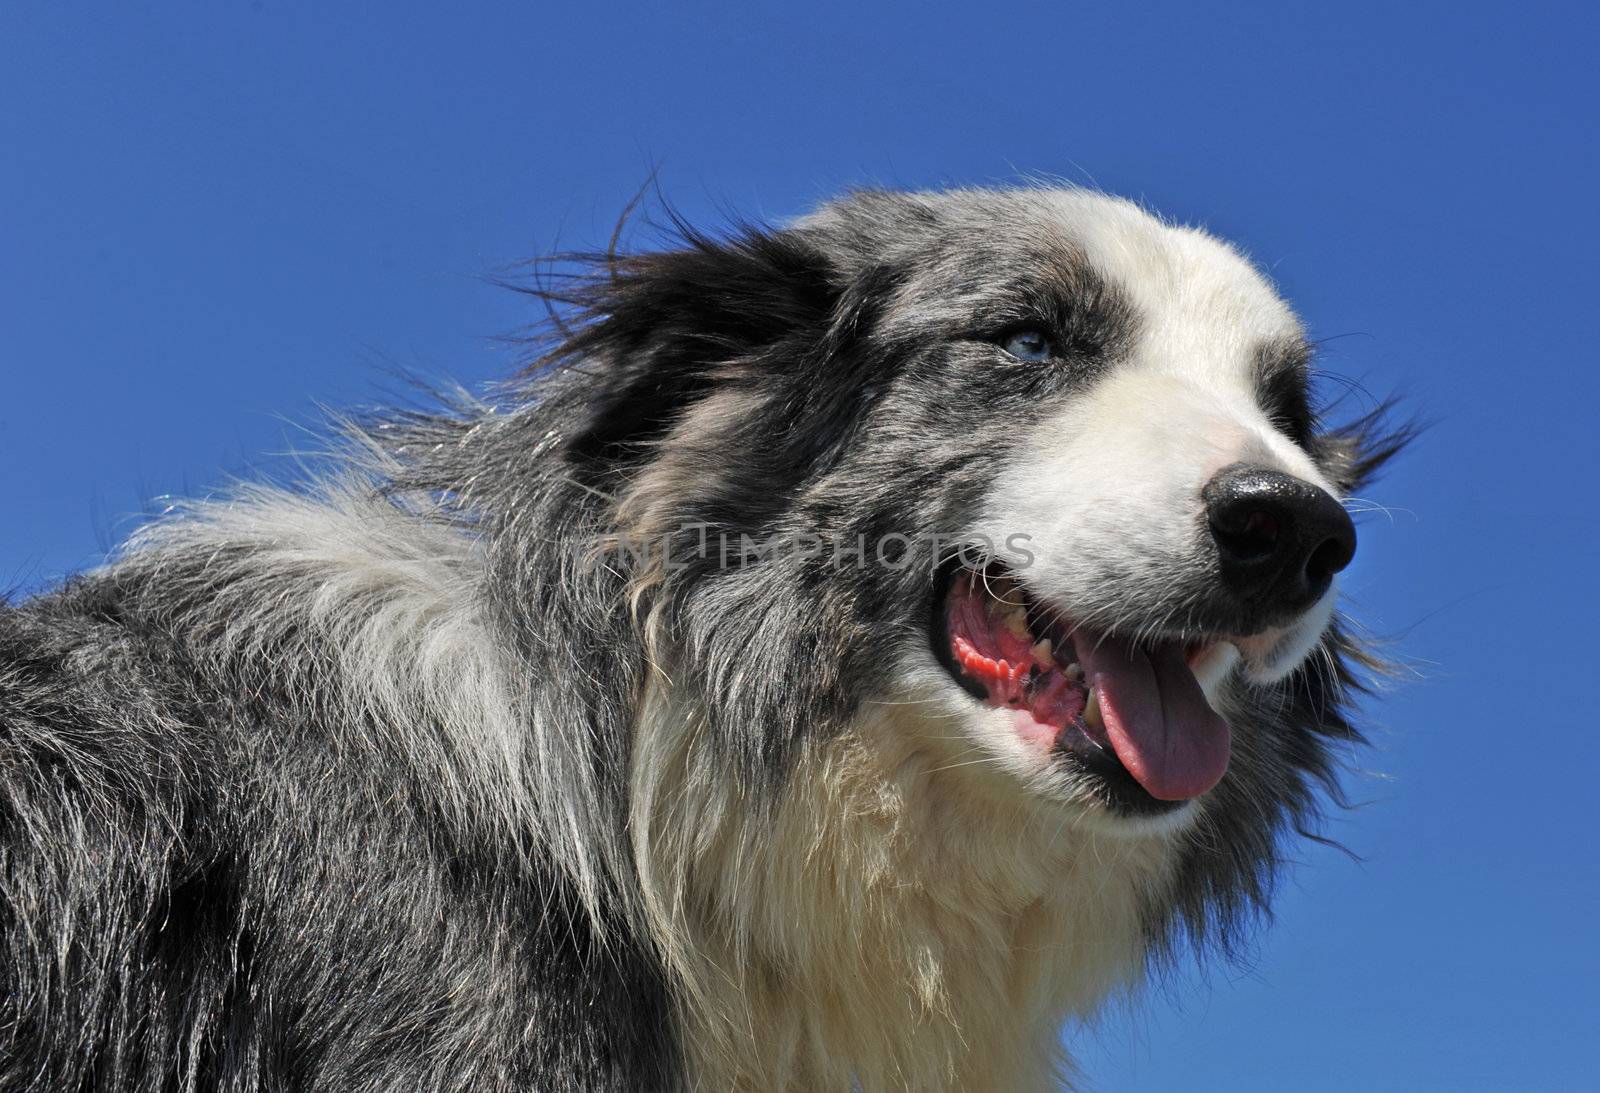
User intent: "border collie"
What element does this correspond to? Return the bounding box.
[0,188,1402,1090]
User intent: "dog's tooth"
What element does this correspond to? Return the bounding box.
[1064,663,1083,682]
[1003,607,1030,639]
[1083,686,1103,731]
[1031,638,1052,662]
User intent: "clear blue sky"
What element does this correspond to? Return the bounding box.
[2,2,1594,1088]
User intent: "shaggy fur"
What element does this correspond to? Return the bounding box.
[0,187,1403,1090]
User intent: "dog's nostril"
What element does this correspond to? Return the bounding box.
[1305,525,1356,584]
[1213,509,1280,562]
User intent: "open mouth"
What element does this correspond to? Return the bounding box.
[932,563,1232,812]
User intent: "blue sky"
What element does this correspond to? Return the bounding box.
[2,2,1595,1088]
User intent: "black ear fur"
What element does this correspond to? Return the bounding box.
[529,223,842,466]
[1313,401,1417,494]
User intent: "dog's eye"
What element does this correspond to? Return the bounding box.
[1000,329,1054,362]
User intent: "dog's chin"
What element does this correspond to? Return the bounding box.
[913,562,1329,832]
[1230,589,1337,684]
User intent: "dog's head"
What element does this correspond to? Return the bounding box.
[546,188,1396,849]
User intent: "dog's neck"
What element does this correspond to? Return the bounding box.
[631,687,1182,1090]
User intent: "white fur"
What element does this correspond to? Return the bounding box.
[630,654,1182,1091]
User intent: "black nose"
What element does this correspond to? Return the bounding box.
[1202,464,1356,617]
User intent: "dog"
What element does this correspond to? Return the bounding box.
[0,187,1402,1090]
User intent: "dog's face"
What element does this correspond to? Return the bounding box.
[565,188,1373,833]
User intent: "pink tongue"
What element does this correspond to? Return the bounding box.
[1075,630,1230,801]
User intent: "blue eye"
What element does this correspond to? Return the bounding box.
[1001,329,1053,362]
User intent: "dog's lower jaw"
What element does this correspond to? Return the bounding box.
[631,681,1183,1091]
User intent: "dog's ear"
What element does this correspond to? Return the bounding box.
[538,225,842,466]
[1312,403,1416,494]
